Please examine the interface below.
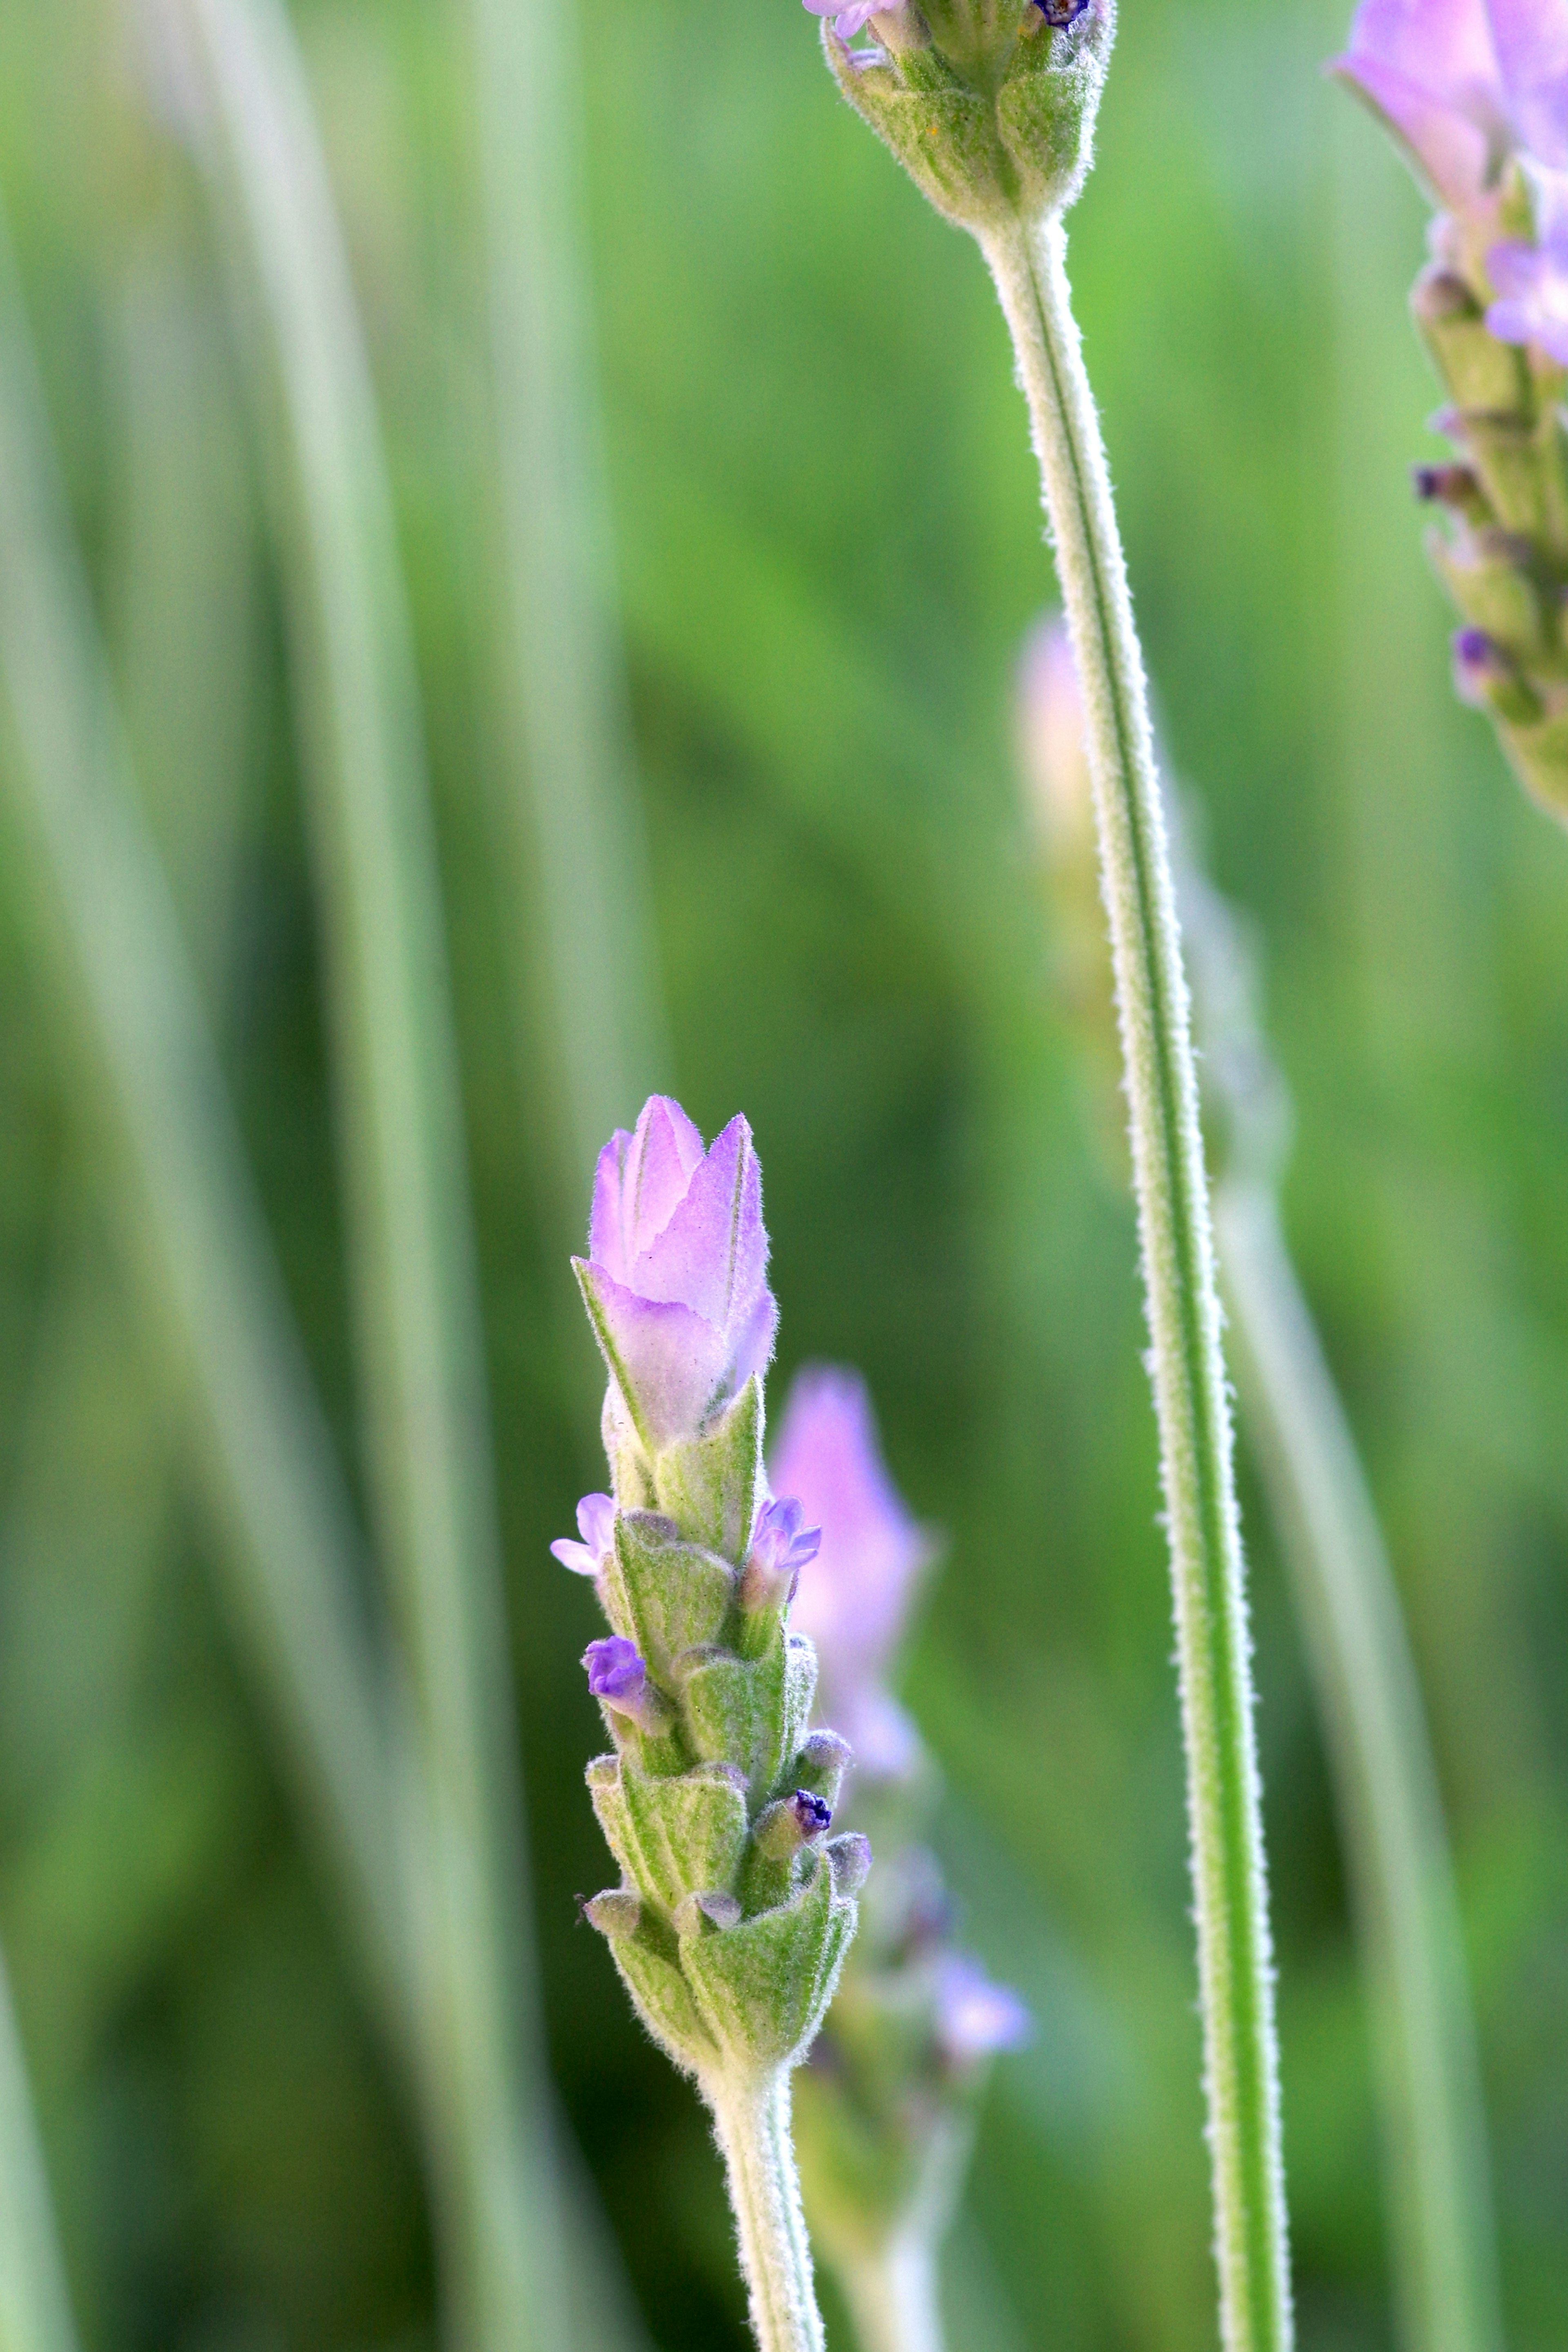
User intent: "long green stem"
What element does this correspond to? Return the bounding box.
[175,2,570,2344]
[707,2071,826,2352]
[1215,1179,1501,2352]
[470,0,667,1208]
[0,1943,80,2352]
[838,2241,943,2352]
[977,209,1292,2352]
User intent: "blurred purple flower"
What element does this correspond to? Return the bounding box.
[1488,163,1568,353]
[932,1955,1032,2068]
[551,1491,616,1578]
[769,1365,935,1780]
[574,1096,778,1455]
[741,1496,823,1614]
[801,0,884,35]
[1329,0,1568,212]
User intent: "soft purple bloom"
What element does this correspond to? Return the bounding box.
[584,1635,648,1707]
[769,1365,935,1781]
[801,0,884,39]
[1329,0,1568,213]
[550,1491,617,1578]
[932,1955,1032,2068]
[1488,162,1568,353]
[574,1096,778,1455]
[740,1496,823,1614]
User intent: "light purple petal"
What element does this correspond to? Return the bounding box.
[934,1956,1033,2065]
[551,1538,601,1576]
[727,1281,780,1398]
[589,1096,706,1281]
[1330,50,1498,204]
[575,1258,733,1452]
[1347,0,1501,99]
[577,1492,617,1551]
[1488,0,1568,167]
[631,1114,768,1338]
[832,0,884,31]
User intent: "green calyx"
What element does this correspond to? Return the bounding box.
[580,1378,865,2084]
[1407,201,1568,826]
[824,0,1112,236]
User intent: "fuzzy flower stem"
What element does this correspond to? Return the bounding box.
[707,2072,825,2352]
[977,209,1292,2352]
[838,2242,943,2352]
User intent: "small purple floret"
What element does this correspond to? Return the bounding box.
[790,1789,834,1839]
[742,1496,823,1612]
[584,1635,648,1708]
[933,1956,1033,2067]
[1487,168,1568,360]
[551,1491,616,1577]
[800,0,884,37]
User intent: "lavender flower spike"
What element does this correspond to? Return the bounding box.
[574,1095,778,1459]
[550,1491,616,1577]
[770,1365,935,1782]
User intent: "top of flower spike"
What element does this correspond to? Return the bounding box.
[1330,0,1568,210]
[575,1096,779,1456]
[769,1365,935,1780]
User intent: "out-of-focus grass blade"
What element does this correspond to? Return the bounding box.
[1216,1179,1503,2352]
[0,1942,80,2352]
[0,192,407,2048]
[169,2,577,2343]
[469,0,668,1207]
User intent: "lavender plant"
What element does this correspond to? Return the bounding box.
[1332,0,1568,822]
[808,5,1292,2345]
[556,1097,868,2352]
[775,1367,1029,2352]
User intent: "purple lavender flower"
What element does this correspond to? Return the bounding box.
[1487,163,1568,354]
[801,0,883,38]
[1330,0,1568,213]
[574,1096,778,1456]
[931,1954,1033,2069]
[768,1365,935,1781]
[740,1496,823,1615]
[550,1491,616,1578]
[790,1789,834,1838]
[583,1635,671,1734]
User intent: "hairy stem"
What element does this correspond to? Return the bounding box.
[707,2072,826,2352]
[1216,1179,1501,2352]
[977,209,1292,2352]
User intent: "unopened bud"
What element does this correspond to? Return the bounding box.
[795,1729,853,1811]
[754,1789,833,1862]
[582,1637,674,1737]
[1413,462,1490,526]
[673,1890,742,1936]
[582,1889,641,1939]
[1452,628,1543,725]
[826,1832,873,1895]
[1413,266,1532,417]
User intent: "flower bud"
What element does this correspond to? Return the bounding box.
[582,1889,641,1938]
[794,1729,853,1811]
[825,1831,873,1895]
[820,0,1114,238]
[754,1789,834,1862]
[1452,626,1544,724]
[583,1636,675,1737]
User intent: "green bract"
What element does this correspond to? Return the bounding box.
[825,0,1113,236]
[579,1379,864,2085]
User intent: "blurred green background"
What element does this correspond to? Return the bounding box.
[1,0,1566,2345]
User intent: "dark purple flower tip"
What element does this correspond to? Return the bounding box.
[1453,624,1504,699]
[933,1955,1033,2067]
[1034,0,1089,22]
[583,1636,647,1706]
[551,1491,617,1577]
[1413,460,1481,504]
[790,1789,834,1838]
